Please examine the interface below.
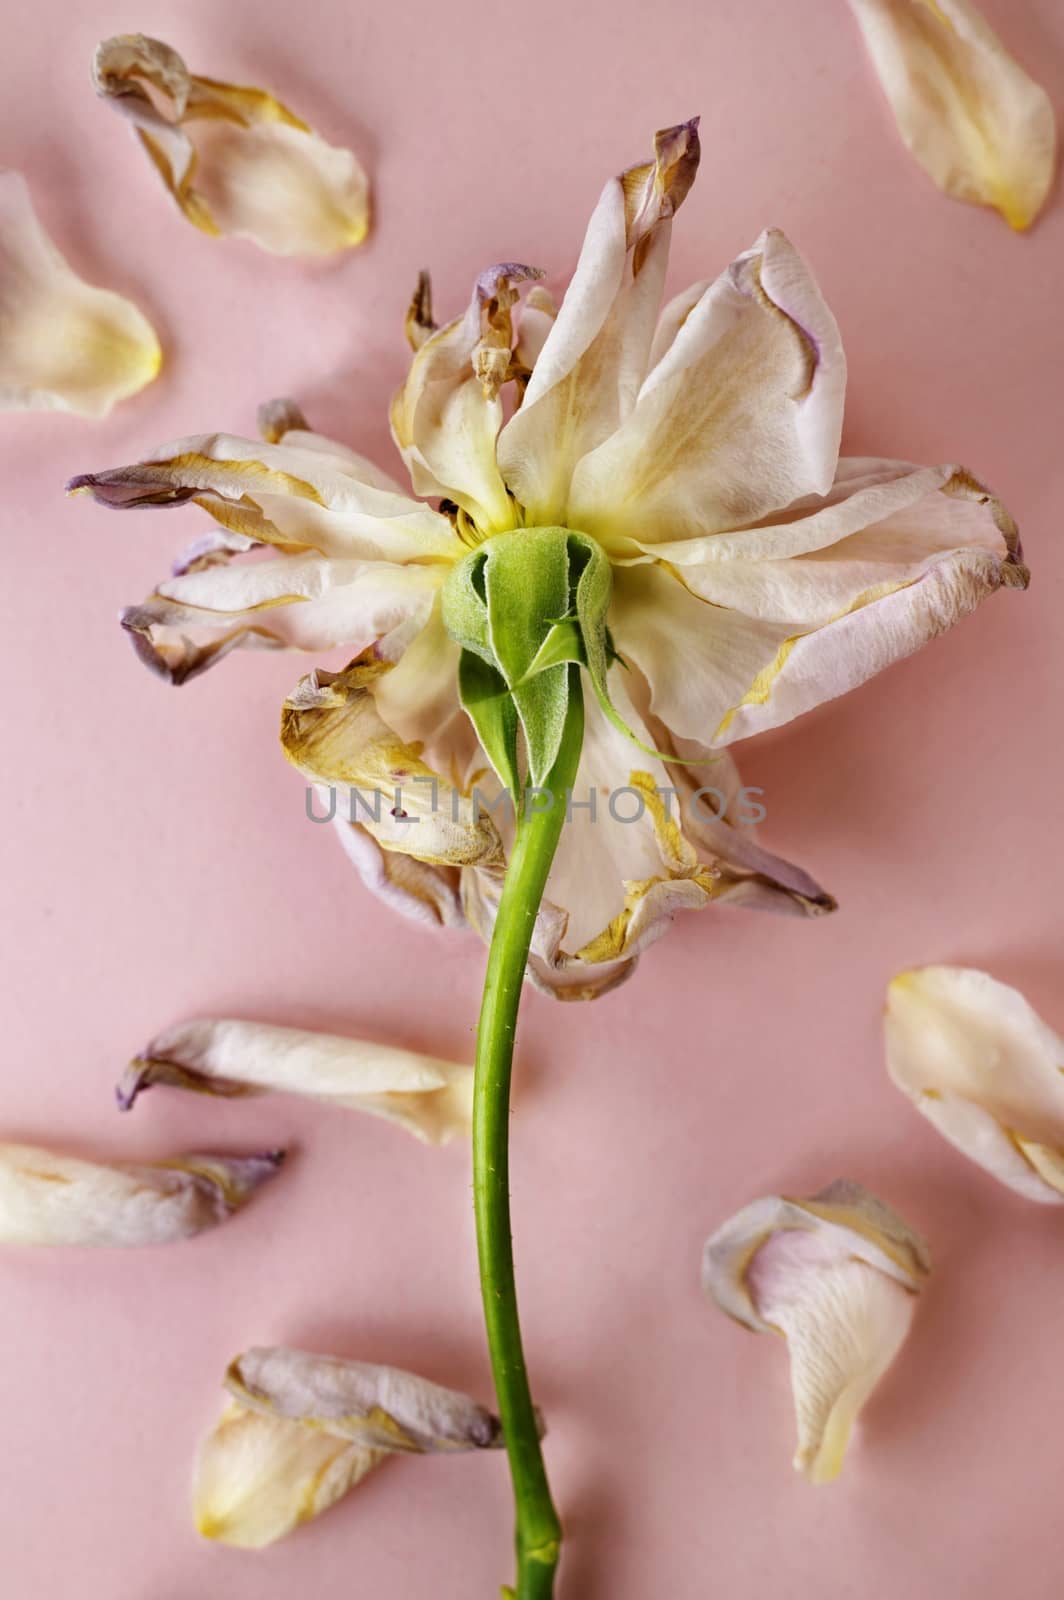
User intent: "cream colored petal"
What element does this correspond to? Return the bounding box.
[710,544,1023,746]
[119,1018,473,1147]
[117,556,441,685]
[390,264,540,531]
[703,1181,929,1482]
[646,277,710,372]
[227,1347,504,1453]
[749,1232,919,1484]
[848,0,1056,230]
[624,457,989,567]
[281,657,503,870]
[497,120,700,526]
[93,35,370,254]
[567,228,846,547]
[154,552,443,650]
[610,562,795,751]
[256,398,410,494]
[194,1400,383,1548]
[69,429,458,562]
[0,1143,282,1246]
[885,966,1064,1202]
[0,171,159,416]
[615,461,1025,747]
[369,597,467,750]
[513,284,558,378]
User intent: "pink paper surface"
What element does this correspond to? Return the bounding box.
[2,2,1063,1595]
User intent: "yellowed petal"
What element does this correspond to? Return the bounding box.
[93,34,370,254]
[885,966,1064,1201]
[0,1142,282,1246]
[0,171,159,416]
[703,1181,929,1482]
[120,1018,473,1146]
[194,1400,383,1548]
[848,0,1056,229]
[70,429,456,563]
[281,656,503,870]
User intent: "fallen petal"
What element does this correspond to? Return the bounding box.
[194,1348,506,1548]
[194,1399,383,1548]
[703,1180,929,1482]
[0,171,160,416]
[0,1143,283,1246]
[93,35,370,254]
[121,1018,473,1146]
[848,0,1056,230]
[227,1346,504,1452]
[885,965,1064,1201]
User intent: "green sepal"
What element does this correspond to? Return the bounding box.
[520,615,588,680]
[484,529,572,788]
[457,649,520,798]
[565,530,711,767]
[441,525,717,791]
[440,546,494,665]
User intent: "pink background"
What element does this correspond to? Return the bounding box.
[2,2,1063,1595]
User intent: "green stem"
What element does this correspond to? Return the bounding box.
[474,668,584,1600]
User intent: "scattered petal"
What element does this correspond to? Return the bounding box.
[0,171,159,416]
[228,1346,504,1452]
[120,1018,473,1146]
[195,1347,506,1547]
[703,1180,929,1482]
[193,1401,382,1548]
[0,1143,283,1246]
[847,0,1056,230]
[93,35,370,254]
[885,965,1064,1201]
